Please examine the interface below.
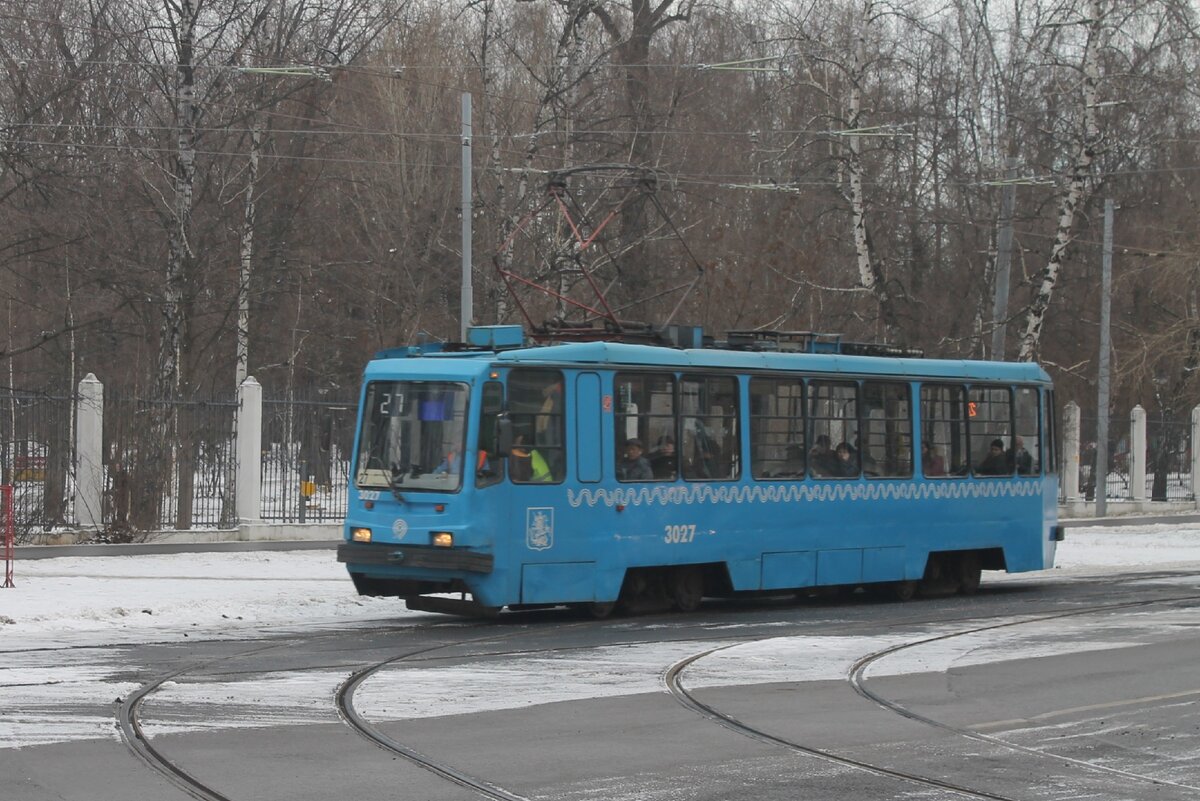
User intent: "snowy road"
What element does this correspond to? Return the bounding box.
[1,523,1198,801]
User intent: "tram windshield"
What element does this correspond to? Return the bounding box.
[355,381,469,492]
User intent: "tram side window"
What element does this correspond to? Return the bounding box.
[861,382,912,478]
[477,381,505,487]
[809,381,859,478]
[750,378,805,479]
[969,386,1014,476]
[680,375,739,480]
[507,369,565,484]
[1014,386,1041,475]
[615,373,676,481]
[919,384,969,477]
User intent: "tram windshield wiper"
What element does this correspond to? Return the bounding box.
[388,462,409,502]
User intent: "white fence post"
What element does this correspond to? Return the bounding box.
[1063,401,1081,506]
[74,373,104,529]
[236,377,262,523]
[1192,405,1200,508]
[1131,405,1147,507]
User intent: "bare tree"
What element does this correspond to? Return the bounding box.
[843,1,900,342]
[1016,0,1106,361]
[591,0,697,304]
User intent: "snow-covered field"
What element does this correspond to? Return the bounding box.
[1,523,1198,649]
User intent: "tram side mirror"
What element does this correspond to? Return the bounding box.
[495,413,513,456]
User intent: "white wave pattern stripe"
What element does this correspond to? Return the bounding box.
[566,480,1044,508]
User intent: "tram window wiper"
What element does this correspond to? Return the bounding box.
[389,462,410,502]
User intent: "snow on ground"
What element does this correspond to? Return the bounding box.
[0,550,405,650]
[1,523,1198,750]
[1045,523,1200,570]
[1,523,1199,649]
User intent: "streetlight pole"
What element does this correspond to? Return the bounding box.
[1095,198,1113,516]
[990,157,1018,360]
[460,92,473,342]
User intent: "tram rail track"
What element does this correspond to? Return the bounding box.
[665,592,1200,801]
[111,578,1200,801]
[847,594,1200,794]
[115,620,538,801]
[335,646,533,801]
[116,640,284,801]
[665,644,1022,801]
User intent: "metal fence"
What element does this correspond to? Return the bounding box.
[1079,414,1193,503]
[8,381,1200,537]
[0,389,75,542]
[1146,418,1192,501]
[4,386,355,533]
[105,393,238,531]
[1079,415,1132,501]
[260,396,356,522]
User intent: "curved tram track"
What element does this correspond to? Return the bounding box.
[666,592,1200,801]
[335,647,532,801]
[116,640,282,801]
[112,577,1200,801]
[847,595,1200,794]
[665,645,1019,801]
[116,623,546,801]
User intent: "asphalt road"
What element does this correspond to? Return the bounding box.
[4,567,1199,801]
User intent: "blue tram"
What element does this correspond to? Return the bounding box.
[338,326,1061,616]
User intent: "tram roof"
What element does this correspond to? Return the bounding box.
[486,341,1052,383]
[367,340,1050,383]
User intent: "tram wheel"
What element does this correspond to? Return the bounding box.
[893,580,918,602]
[669,567,705,612]
[956,554,982,595]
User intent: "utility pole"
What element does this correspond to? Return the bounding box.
[990,157,1018,360]
[1095,198,1114,516]
[460,92,474,342]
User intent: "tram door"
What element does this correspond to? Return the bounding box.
[507,368,594,603]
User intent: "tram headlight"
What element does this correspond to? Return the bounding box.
[431,531,454,548]
[351,527,372,543]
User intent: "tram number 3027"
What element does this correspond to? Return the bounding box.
[664,524,698,544]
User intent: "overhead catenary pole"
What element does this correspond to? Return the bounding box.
[990,157,1018,359]
[1095,198,1114,516]
[461,92,473,342]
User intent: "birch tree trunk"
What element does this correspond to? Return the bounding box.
[138,0,201,531]
[237,123,262,387]
[845,0,900,344]
[158,0,198,401]
[1016,0,1104,362]
[228,121,261,525]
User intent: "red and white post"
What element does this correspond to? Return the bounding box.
[2,484,13,588]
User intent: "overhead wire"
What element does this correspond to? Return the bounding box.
[7,128,1200,206]
[6,59,1195,184]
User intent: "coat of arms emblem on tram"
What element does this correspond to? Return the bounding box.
[525,507,554,551]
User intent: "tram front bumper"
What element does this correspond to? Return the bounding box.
[337,541,494,573]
